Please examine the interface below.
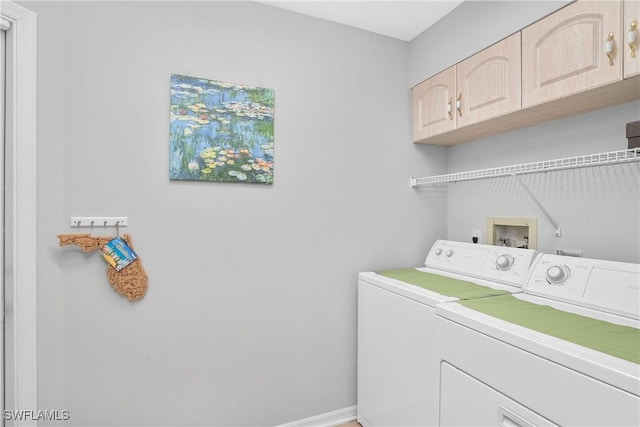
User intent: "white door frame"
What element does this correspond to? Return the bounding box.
[1,1,37,421]
[0,21,5,426]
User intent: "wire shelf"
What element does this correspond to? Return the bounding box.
[411,148,640,187]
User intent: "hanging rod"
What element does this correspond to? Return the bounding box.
[410,148,640,187]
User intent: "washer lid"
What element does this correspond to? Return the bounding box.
[378,269,511,300]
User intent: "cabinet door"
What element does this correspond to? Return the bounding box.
[412,66,456,142]
[624,0,640,78]
[522,1,623,108]
[456,32,522,129]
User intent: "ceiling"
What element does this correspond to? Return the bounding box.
[255,1,465,42]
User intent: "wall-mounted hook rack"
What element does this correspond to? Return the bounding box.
[70,217,128,228]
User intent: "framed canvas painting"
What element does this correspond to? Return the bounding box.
[170,74,274,184]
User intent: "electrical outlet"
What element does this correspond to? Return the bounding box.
[472,229,481,244]
[556,249,583,257]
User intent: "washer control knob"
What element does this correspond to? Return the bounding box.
[445,250,454,258]
[495,254,514,271]
[546,265,570,285]
[435,249,443,256]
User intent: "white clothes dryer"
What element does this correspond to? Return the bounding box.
[357,240,539,427]
[436,254,640,426]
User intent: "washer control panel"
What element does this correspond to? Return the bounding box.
[425,240,538,288]
[525,254,640,319]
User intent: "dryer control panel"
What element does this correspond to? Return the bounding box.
[425,240,538,288]
[525,254,640,320]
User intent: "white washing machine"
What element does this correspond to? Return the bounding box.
[436,254,640,426]
[357,240,539,427]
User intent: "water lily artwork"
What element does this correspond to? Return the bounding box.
[170,74,274,184]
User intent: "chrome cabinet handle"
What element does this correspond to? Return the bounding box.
[447,97,453,120]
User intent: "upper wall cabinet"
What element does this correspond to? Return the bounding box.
[522,1,622,108]
[412,33,522,144]
[412,0,640,146]
[457,32,522,128]
[412,66,456,142]
[625,0,640,78]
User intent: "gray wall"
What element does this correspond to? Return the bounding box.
[446,101,640,262]
[29,1,446,426]
[409,0,639,262]
[25,1,640,426]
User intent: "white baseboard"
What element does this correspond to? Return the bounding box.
[276,405,357,427]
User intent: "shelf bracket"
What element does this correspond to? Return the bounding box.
[511,174,561,237]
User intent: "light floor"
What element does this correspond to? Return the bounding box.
[338,422,361,427]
